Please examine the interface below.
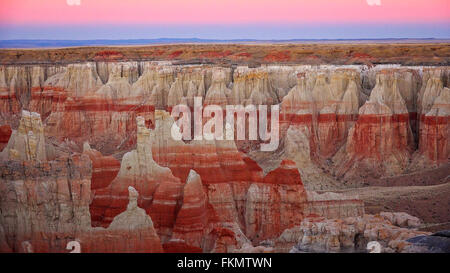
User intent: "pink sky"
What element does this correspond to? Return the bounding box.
[0,0,449,25]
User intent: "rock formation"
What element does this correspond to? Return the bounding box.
[291,213,428,253]
[0,110,47,161]
[305,191,364,219]
[230,67,278,105]
[0,124,11,151]
[0,63,446,175]
[416,68,449,165]
[90,115,182,235]
[204,68,231,106]
[0,61,448,253]
[334,71,417,178]
[0,111,163,253]
[90,112,310,249]
[82,142,120,190]
[168,170,209,251]
[281,69,361,159]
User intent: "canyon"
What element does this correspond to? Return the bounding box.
[0,46,448,252]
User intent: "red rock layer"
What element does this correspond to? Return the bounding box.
[162,241,203,253]
[82,144,120,190]
[263,159,303,185]
[419,115,449,163]
[89,116,183,245]
[304,199,365,219]
[165,170,210,252]
[89,165,182,229]
[3,64,447,253]
[88,112,309,250]
[333,71,417,178]
[148,178,184,241]
[152,144,264,185]
[0,153,163,253]
[0,89,21,118]
[417,71,449,165]
[0,124,11,151]
[44,97,155,152]
[29,86,68,120]
[155,125,307,244]
[347,113,413,160]
[11,228,163,253]
[280,70,361,162]
[316,113,359,158]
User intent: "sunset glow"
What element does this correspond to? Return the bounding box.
[1,0,448,24]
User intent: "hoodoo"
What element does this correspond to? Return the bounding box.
[0,60,448,253]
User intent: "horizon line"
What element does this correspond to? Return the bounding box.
[2,37,450,41]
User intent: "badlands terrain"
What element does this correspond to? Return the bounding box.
[0,43,448,253]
